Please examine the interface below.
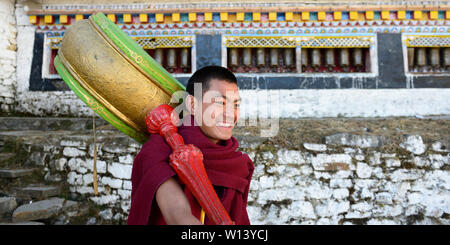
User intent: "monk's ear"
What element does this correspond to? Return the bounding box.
[185,94,197,115]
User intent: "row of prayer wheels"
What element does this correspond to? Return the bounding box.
[151,48,191,73]
[302,48,366,72]
[228,48,296,70]
[408,47,450,72]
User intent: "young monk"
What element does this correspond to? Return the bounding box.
[127,66,254,225]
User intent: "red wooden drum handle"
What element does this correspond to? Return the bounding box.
[146,104,234,225]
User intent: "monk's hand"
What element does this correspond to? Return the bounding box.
[145,104,180,135]
[169,144,203,171]
[169,144,234,225]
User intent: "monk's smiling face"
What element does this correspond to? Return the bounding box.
[187,79,241,144]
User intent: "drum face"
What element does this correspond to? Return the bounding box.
[57,13,185,142]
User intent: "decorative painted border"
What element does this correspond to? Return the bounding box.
[226,36,297,48]
[134,36,193,49]
[404,35,450,47]
[28,9,450,27]
[225,36,374,48]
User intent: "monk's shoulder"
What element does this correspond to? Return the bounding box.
[136,134,171,159]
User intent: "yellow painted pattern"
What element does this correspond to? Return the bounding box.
[139,13,148,23]
[107,14,116,23]
[220,12,228,21]
[188,13,196,22]
[429,11,438,20]
[318,11,326,21]
[365,11,374,20]
[381,11,390,20]
[236,12,245,22]
[301,12,310,21]
[413,11,422,20]
[172,13,180,22]
[349,11,358,20]
[334,11,341,20]
[253,12,261,21]
[27,8,450,26]
[123,14,132,23]
[29,15,38,24]
[204,12,212,22]
[155,13,164,22]
[285,12,293,21]
[60,15,68,24]
[269,12,277,21]
[44,15,54,24]
[75,14,84,22]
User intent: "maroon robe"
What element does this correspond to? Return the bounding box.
[127,116,254,225]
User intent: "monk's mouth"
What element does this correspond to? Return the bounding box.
[216,122,234,128]
[216,120,235,129]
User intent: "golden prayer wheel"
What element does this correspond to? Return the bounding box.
[54,13,185,144]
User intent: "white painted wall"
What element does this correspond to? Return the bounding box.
[0,0,17,112]
[239,88,450,119]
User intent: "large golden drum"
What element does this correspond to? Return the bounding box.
[54,13,185,144]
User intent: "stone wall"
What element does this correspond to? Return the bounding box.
[1,117,448,225]
[0,0,17,113]
[245,135,449,225]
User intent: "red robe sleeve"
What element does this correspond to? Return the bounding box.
[127,134,175,225]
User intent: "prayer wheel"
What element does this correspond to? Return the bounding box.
[243,48,252,67]
[407,48,415,70]
[167,48,177,69]
[270,48,279,67]
[311,48,321,68]
[444,48,450,69]
[301,48,309,70]
[154,48,164,65]
[429,48,440,68]
[284,48,294,68]
[256,48,265,67]
[180,48,189,68]
[416,48,426,67]
[325,48,335,69]
[54,12,185,144]
[353,48,363,67]
[229,48,239,67]
[339,48,350,71]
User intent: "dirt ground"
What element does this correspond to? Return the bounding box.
[232,116,450,150]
